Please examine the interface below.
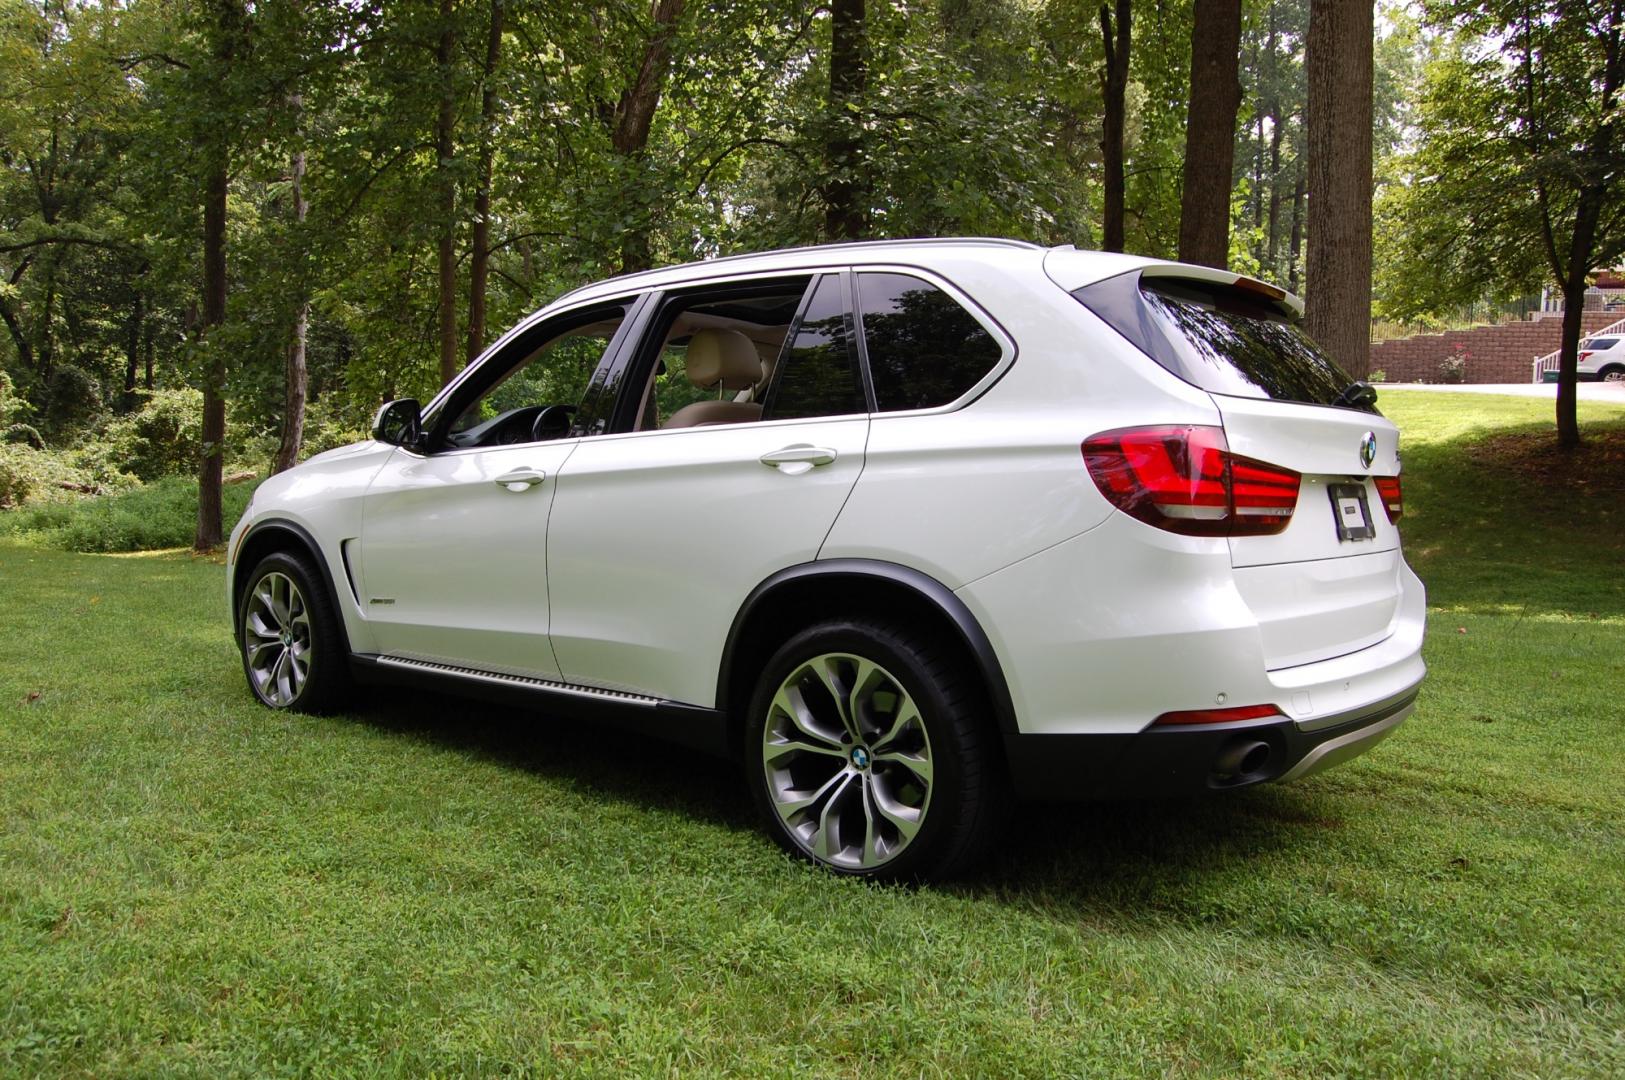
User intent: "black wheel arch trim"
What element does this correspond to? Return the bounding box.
[717,558,1019,735]
[232,518,353,652]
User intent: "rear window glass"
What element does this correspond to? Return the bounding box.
[1072,272,1372,412]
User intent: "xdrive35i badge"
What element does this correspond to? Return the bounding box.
[1359,431,1377,470]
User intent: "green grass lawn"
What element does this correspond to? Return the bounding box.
[2,391,1623,1076]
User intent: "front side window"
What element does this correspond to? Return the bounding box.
[857,272,1003,411]
[763,274,865,421]
[428,304,629,449]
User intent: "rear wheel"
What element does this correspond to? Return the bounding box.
[745,618,1006,881]
[1601,365,1625,382]
[237,551,351,713]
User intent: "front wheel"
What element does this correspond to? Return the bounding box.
[745,618,1007,881]
[237,551,351,713]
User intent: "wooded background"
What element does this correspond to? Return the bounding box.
[0,0,1620,547]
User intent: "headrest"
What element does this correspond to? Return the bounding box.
[685,329,761,390]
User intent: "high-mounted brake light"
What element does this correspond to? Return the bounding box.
[1374,475,1403,523]
[1082,425,1300,537]
[1154,704,1284,726]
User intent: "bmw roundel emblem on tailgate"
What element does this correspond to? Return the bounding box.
[1359,431,1377,470]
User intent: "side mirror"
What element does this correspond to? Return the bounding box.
[372,398,421,447]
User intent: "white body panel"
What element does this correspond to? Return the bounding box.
[356,441,580,678]
[545,416,869,704]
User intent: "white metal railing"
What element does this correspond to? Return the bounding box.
[1532,315,1625,381]
[1539,286,1625,314]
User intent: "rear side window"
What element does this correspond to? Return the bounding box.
[764,274,865,421]
[1585,337,1618,349]
[1073,272,1370,411]
[858,273,1003,411]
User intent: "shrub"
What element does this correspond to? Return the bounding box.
[0,443,108,511]
[1438,344,1471,384]
[102,387,204,480]
[1368,369,1387,384]
[0,445,34,508]
[0,370,32,427]
[44,365,104,434]
[7,474,259,553]
[4,423,45,449]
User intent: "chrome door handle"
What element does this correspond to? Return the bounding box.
[759,445,837,475]
[494,468,547,492]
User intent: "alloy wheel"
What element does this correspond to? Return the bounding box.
[243,571,312,707]
[760,652,934,870]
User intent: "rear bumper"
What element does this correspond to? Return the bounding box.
[1004,684,1418,801]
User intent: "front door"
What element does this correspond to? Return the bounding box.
[355,300,637,677]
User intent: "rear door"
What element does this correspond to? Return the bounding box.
[544,272,871,707]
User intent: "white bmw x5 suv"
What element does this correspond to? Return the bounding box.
[229,238,1426,880]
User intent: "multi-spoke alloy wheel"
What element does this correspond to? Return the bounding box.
[237,550,350,714]
[761,652,934,870]
[243,571,313,707]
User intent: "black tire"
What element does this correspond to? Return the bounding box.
[1600,364,1625,382]
[744,618,1009,882]
[236,550,353,714]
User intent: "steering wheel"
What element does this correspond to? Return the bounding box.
[493,406,546,445]
[530,403,577,442]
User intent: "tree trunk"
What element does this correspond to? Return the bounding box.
[194,1,240,552]
[1098,0,1131,253]
[466,0,504,366]
[123,285,144,401]
[1263,3,1283,276]
[274,128,309,476]
[436,0,459,388]
[1304,0,1374,378]
[823,0,868,240]
[1178,0,1243,269]
[1288,161,1305,292]
[1556,274,1587,448]
[195,155,229,551]
[610,0,686,272]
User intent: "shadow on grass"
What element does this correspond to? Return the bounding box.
[345,683,1305,910]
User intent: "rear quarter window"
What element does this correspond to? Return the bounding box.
[857,272,1003,411]
[1072,272,1371,412]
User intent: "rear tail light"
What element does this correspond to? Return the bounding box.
[1082,425,1300,537]
[1580,351,1593,362]
[1154,704,1283,726]
[1374,475,1403,523]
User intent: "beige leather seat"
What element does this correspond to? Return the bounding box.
[663,328,765,429]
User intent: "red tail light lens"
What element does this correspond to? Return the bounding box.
[1580,351,1593,362]
[1154,704,1283,726]
[1374,475,1403,523]
[1082,425,1300,536]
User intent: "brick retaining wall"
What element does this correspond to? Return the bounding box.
[1368,312,1622,383]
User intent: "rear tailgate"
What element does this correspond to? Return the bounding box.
[1217,394,1404,669]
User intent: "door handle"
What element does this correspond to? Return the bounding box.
[759,445,837,475]
[494,468,547,492]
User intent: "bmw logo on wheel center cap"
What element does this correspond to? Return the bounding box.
[1359,431,1377,470]
[850,746,871,769]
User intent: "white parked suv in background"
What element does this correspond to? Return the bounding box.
[1579,334,1625,381]
[228,238,1426,880]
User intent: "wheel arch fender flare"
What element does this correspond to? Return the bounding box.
[716,558,1019,737]
[232,518,353,652]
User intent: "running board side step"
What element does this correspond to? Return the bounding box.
[349,653,731,758]
[376,654,662,706]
